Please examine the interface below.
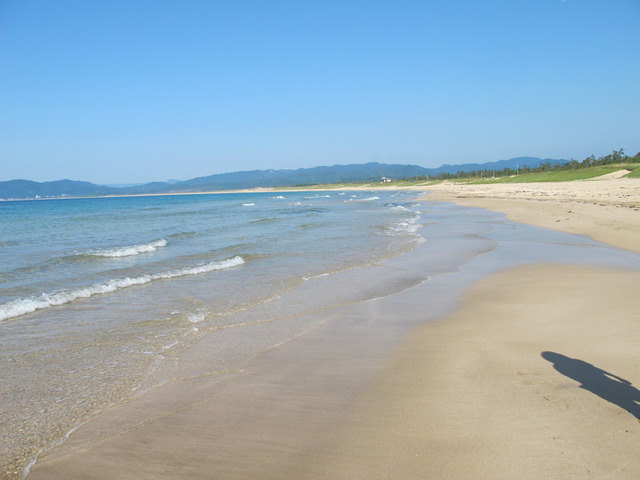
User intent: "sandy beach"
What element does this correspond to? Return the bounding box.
[25,177,640,480]
[310,264,640,479]
[421,176,640,253]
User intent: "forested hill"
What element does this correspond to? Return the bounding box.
[0,157,566,199]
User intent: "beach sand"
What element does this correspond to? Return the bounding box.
[306,264,640,479]
[422,176,640,253]
[26,178,640,479]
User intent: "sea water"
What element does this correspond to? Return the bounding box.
[0,190,423,476]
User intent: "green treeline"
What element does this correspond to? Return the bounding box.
[404,149,640,182]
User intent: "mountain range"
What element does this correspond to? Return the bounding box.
[0,157,566,200]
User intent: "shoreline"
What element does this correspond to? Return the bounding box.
[12,176,640,253]
[324,179,640,478]
[420,177,640,252]
[24,179,640,479]
[310,264,640,479]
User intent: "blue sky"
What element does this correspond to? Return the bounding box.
[1,0,639,184]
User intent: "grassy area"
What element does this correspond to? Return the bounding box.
[625,166,640,178]
[460,165,632,184]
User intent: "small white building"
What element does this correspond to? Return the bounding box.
[380,176,392,183]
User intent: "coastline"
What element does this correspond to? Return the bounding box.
[309,264,640,479]
[55,176,640,252]
[322,178,640,478]
[420,177,640,252]
[24,179,640,479]
[10,176,640,255]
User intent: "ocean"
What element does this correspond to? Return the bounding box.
[0,190,424,476]
[2,190,640,479]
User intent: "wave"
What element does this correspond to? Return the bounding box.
[242,203,256,206]
[386,203,410,212]
[346,196,380,202]
[88,239,168,258]
[187,309,208,324]
[0,256,245,321]
[3,239,169,278]
[383,215,422,236]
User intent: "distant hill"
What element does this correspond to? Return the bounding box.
[102,179,182,188]
[0,157,567,199]
[170,163,434,192]
[0,179,119,199]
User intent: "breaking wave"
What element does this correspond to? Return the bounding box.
[383,215,422,236]
[89,239,168,257]
[0,256,245,321]
[346,196,380,202]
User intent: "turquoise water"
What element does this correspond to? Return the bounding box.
[0,190,423,474]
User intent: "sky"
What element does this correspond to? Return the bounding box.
[1,0,639,184]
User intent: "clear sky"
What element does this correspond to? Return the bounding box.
[1,0,639,184]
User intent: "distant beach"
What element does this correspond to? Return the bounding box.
[19,176,640,479]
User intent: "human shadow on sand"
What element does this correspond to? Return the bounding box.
[541,351,640,420]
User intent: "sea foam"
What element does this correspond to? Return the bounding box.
[384,215,421,236]
[387,204,411,211]
[187,309,208,323]
[347,196,380,202]
[0,256,245,321]
[89,239,168,257]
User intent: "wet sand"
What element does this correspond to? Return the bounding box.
[25,178,640,480]
[323,177,640,478]
[309,264,640,479]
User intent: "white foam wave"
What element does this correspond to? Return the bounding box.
[385,216,421,236]
[242,203,255,206]
[162,340,179,351]
[346,196,380,202]
[269,195,285,199]
[0,256,244,321]
[389,205,410,212]
[187,309,208,323]
[399,221,420,233]
[90,239,168,257]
